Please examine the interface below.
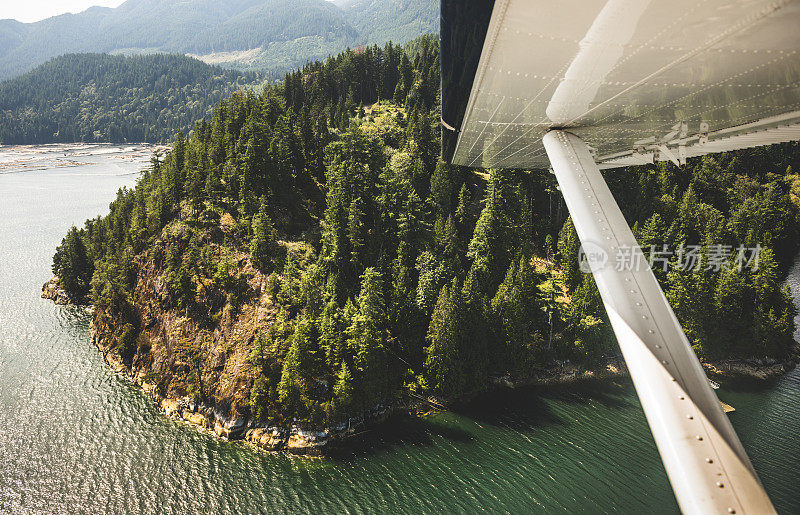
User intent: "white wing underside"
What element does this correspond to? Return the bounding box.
[451,0,800,170]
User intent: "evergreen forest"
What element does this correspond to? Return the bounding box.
[0,53,260,144]
[52,35,800,427]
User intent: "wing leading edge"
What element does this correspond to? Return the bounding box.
[443,0,800,170]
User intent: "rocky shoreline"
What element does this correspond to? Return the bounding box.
[702,353,799,382]
[43,275,360,455]
[93,325,399,456]
[43,273,800,457]
[41,276,75,305]
[86,324,800,456]
[485,349,799,393]
[492,359,630,390]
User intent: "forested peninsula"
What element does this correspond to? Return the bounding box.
[45,35,800,453]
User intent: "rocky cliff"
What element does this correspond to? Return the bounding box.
[41,276,75,305]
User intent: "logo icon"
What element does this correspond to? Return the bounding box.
[578,240,608,273]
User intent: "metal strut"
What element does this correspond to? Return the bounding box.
[542,130,775,514]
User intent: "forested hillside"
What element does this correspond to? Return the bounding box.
[336,0,439,46]
[0,0,438,79]
[0,53,259,144]
[51,36,800,430]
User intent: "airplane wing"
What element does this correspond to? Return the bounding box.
[441,1,800,513]
[442,0,800,170]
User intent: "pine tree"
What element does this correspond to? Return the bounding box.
[173,130,186,172]
[277,338,303,414]
[52,226,94,301]
[491,256,544,375]
[713,266,752,356]
[424,281,468,397]
[251,197,276,271]
[455,183,469,226]
[331,362,354,418]
[249,330,270,373]
[348,268,389,407]
[250,374,271,422]
[430,161,454,216]
[465,169,514,297]
[557,218,581,291]
[320,300,346,370]
[348,197,367,267]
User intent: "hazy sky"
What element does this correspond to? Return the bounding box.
[0,1,127,23]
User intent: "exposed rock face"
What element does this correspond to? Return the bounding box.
[80,215,355,455]
[161,399,181,418]
[88,218,282,425]
[286,433,327,456]
[151,390,338,454]
[183,411,211,429]
[41,276,74,305]
[212,417,246,439]
[244,428,285,451]
[704,357,798,381]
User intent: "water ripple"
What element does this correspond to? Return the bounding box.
[1,150,799,513]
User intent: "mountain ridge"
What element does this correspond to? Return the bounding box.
[0,0,438,80]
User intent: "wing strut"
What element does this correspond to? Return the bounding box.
[543,130,776,514]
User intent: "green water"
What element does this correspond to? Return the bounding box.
[1,145,798,513]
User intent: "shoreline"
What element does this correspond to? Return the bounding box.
[94,332,398,456]
[93,328,800,457]
[478,345,799,396]
[43,277,800,457]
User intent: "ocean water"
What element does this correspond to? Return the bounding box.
[0,145,798,514]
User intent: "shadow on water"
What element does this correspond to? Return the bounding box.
[325,413,475,461]
[714,365,799,393]
[719,376,786,394]
[535,376,634,407]
[452,388,562,431]
[452,376,634,431]
[329,375,638,460]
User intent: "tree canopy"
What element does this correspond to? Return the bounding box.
[0,53,260,144]
[53,34,800,428]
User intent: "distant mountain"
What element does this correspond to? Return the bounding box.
[0,0,438,80]
[0,53,258,144]
[0,20,27,53]
[338,0,439,46]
